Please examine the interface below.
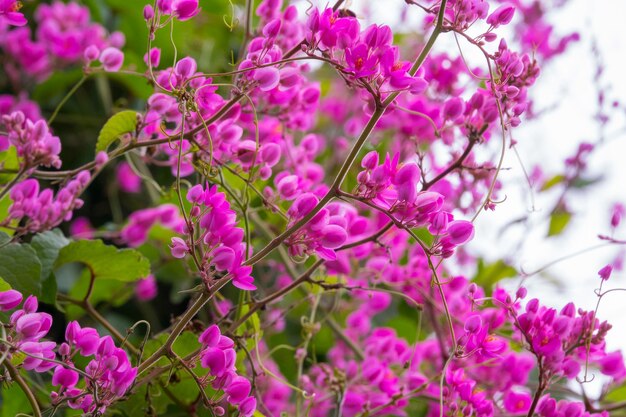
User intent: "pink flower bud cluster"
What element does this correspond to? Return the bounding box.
[6,173,91,233]
[175,184,256,290]
[198,324,256,417]
[51,321,137,414]
[284,193,349,261]
[0,94,42,125]
[1,111,61,169]
[120,204,185,247]
[306,8,426,93]
[0,1,124,80]
[143,0,200,23]
[514,298,623,381]
[356,151,475,255]
[0,290,137,414]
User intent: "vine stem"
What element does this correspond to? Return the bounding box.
[137,273,232,374]
[5,362,43,417]
[47,74,88,125]
[137,291,210,374]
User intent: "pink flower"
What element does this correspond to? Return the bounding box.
[446,221,475,245]
[201,347,227,376]
[199,325,221,347]
[254,67,280,91]
[345,43,379,78]
[503,390,531,413]
[170,237,189,258]
[239,396,257,417]
[52,366,79,389]
[0,0,27,26]
[225,376,251,404]
[99,47,124,72]
[135,275,158,301]
[0,289,23,311]
[173,0,199,21]
[487,4,516,28]
[599,351,626,381]
[598,264,613,281]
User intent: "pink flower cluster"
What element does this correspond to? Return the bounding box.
[1,111,61,169]
[514,297,624,381]
[0,290,137,414]
[198,324,256,417]
[172,184,255,290]
[51,322,137,414]
[6,173,90,233]
[356,151,475,255]
[0,1,124,80]
[284,193,348,261]
[306,7,426,93]
[144,0,200,23]
[121,204,185,247]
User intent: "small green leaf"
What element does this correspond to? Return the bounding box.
[473,259,518,295]
[540,174,565,191]
[0,232,42,297]
[548,210,572,237]
[95,110,138,153]
[55,239,150,282]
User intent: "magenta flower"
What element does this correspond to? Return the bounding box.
[345,43,379,78]
[225,376,251,404]
[173,0,199,21]
[487,4,516,28]
[254,67,280,91]
[446,220,475,245]
[0,0,27,26]
[99,47,124,72]
[598,264,613,281]
[116,162,141,193]
[599,351,626,381]
[0,289,23,311]
[135,275,158,301]
[170,237,189,258]
[503,390,531,413]
[52,366,80,389]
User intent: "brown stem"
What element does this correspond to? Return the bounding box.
[5,362,43,417]
[422,133,481,190]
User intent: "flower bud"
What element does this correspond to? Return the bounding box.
[446,220,475,245]
[170,237,189,258]
[99,47,124,72]
[0,290,22,311]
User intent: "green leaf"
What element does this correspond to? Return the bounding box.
[95,110,138,153]
[0,232,42,297]
[67,270,134,319]
[548,210,572,237]
[605,383,626,402]
[540,174,565,191]
[571,175,603,189]
[473,259,518,295]
[30,229,69,305]
[1,381,30,417]
[55,239,150,282]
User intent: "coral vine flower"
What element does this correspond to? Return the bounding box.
[345,43,379,78]
[0,0,27,26]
